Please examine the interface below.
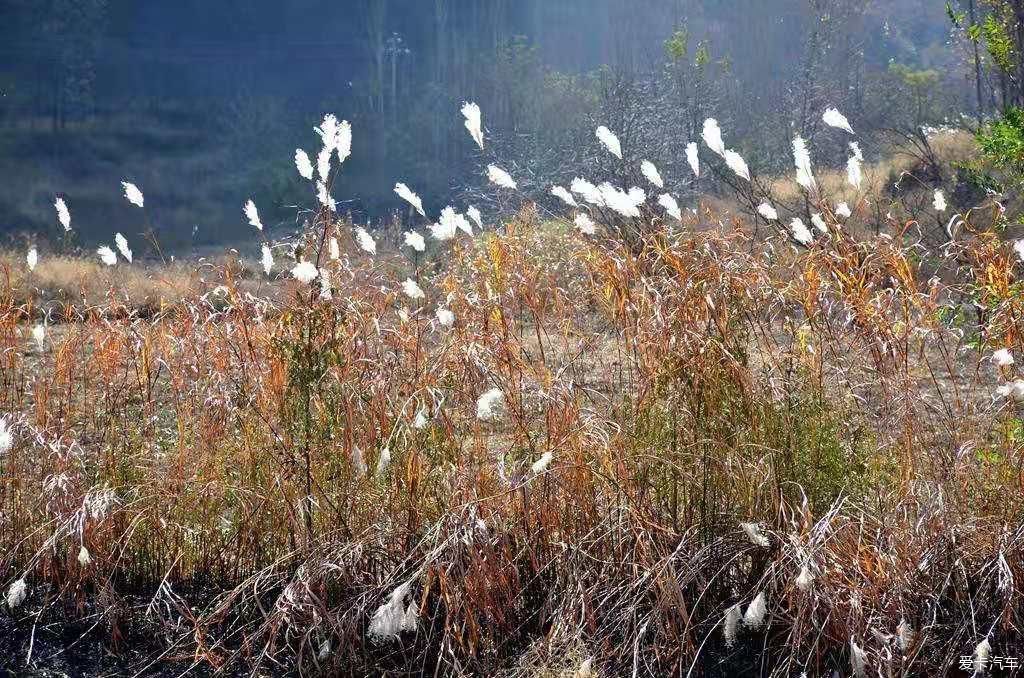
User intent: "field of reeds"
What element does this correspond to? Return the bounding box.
[2,113,1024,677]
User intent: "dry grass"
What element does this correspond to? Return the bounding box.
[0,199,1022,676]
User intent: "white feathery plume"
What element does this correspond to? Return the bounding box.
[823,107,855,134]
[850,141,864,161]
[291,261,319,284]
[723,603,742,647]
[461,102,484,150]
[551,185,578,208]
[811,213,828,234]
[6,578,26,609]
[0,417,12,454]
[993,349,1014,367]
[55,197,71,231]
[315,114,352,164]
[78,545,91,567]
[595,126,622,159]
[351,446,367,478]
[455,211,473,236]
[686,142,700,177]
[724,149,751,181]
[368,580,417,641]
[436,308,455,328]
[847,155,863,189]
[793,136,816,192]
[790,219,813,246]
[997,379,1024,402]
[597,183,642,219]
[294,150,314,181]
[319,267,333,300]
[974,638,991,674]
[355,227,376,255]
[429,207,460,241]
[658,194,682,221]
[476,387,504,421]
[757,202,779,221]
[571,177,604,206]
[394,183,426,217]
[575,213,597,235]
[850,637,867,677]
[317,146,332,181]
[114,233,132,263]
[412,408,428,428]
[376,448,391,476]
[531,451,553,474]
[795,565,814,591]
[315,114,339,150]
[743,592,767,629]
[933,189,947,212]
[836,202,852,219]
[897,620,914,652]
[1014,239,1024,262]
[329,237,340,260]
[26,247,37,272]
[404,231,426,252]
[740,522,769,547]
[627,186,646,206]
[702,119,726,157]
[467,206,482,229]
[31,324,45,352]
[316,181,336,212]
[97,246,117,266]
[335,119,352,164]
[640,161,664,189]
[244,200,263,230]
[487,164,517,190]
[121,181,144,208]
[261,245,274,276]
[402,278,425,300]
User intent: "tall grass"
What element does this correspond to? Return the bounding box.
[2,119,1023,676]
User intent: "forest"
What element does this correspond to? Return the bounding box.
[1,0,960,249]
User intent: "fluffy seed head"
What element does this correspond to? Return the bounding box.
[244,200,263,230]
[122,181,144,208]
[686,142,700,177]
[575,213,597,235]
[395,183,426,217]
[823,107,855,134]
[402,278,425,300]
[355,227,376,255]
[461,102,484,150]
[115,233,132,263]
[6,579,26,609]
[743,592,767,629]
[404,231,426,252]
[291,261,319,284]
[487,165,517,190]
[640,160,664,189]
[55,197,71,231]
[294,150,314,181]
[476,387,504,421]
[658,194,682,221]
[595,126,622,159]
[702,119,726,157]
[97,246,117,266]
[757,202,778,221]
[551,185,579,208]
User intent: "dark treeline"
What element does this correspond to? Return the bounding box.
[0,0,966,249]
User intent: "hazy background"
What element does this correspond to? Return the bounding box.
[0,1,966,251]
